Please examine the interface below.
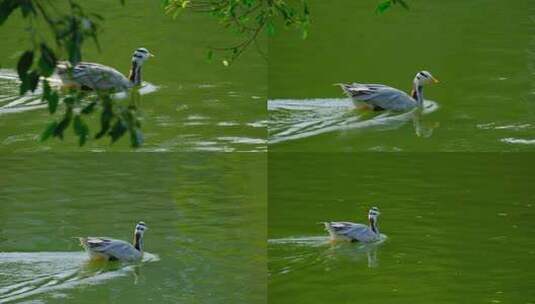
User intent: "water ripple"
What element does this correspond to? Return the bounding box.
[268,235,387,275]
[268,98,439,144]
[0,251,158,303]
[500,137,535,145]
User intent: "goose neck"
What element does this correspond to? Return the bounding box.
[133,232,143,252]
[412,82,424,107]
[129,61,142,86]
[369,218,379,234]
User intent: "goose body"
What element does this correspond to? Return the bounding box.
[57,62,132,91]
[79,221,148,262]
[56,48,153,91]
[337,71,439,111]
[324,207,381,243]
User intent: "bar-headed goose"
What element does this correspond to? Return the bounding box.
[56,48,154,91]
[78,221,148,262]
[337,71,439,111]
[323,207,381,243]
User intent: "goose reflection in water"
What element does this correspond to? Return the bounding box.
[268,234,386,276]
[322,239,382,268]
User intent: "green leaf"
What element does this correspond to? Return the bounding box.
[130,128,144,148]
[42,79,51,99]
[172,7,181,19]
[301,27,308,40]
[81,101,97,114]
[47,91,59,114]
[42,79,59,114]
[0,0,19,25]
[38,43,57,77]
[20,0,35,17]
[63,96,76,105]
[17,51,33,80]
[20,70,39,95]
[40,121,58,142]
[109,119,127,143]
[27,71,39,92]
[95,97,113,139]
[73,115,89,146]
[395,0,410,10]
[303,1,310,16]
[54,108,73,140]
[207,49,213,62]
[19,77,29,96]
[376,0,392,14]
[266,20,275,36]
[67,40,81,65]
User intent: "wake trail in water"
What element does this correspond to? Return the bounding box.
[268,98,439,144]
[268,235,388,274]
[268,236,331,247]
[0,251,159,303]
[500,13,535,145]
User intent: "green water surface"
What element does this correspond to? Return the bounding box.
[0,0,266,152]
[269,0,534,151]
[269,153,535,303]
[0,154,266,303]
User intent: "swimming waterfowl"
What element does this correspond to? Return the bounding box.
[337,71,439,111]
[323,207,381,243]
[56,48,154,91]
[78,221,148,262]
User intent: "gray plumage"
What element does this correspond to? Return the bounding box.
[79,221,148,262]
[56,47,153,91]
[57,62,132,91]
[79,237,142,262]
[337,71,439,112]
[324,207,381,243]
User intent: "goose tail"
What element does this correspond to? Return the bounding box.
[76,237,89,249]
[334,83,360,98]
[55,61,72,75]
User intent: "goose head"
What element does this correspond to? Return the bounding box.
[133,221,148,251]
[368,207,380,233]
[131,48,154,66]
[413,70,439,86]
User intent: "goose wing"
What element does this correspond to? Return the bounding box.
[328,221,368,234]
[328,222,378,242]
[57,61,131,91]
[338,83,416,111]
[80,237,141,261]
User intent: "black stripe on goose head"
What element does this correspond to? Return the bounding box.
[136,221,147,232]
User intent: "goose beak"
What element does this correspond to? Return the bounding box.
[432,77,439,84]
[149,53,155,58]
